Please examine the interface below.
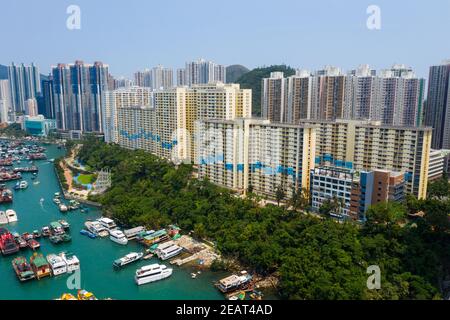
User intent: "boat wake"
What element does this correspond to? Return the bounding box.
[39,199,48,212]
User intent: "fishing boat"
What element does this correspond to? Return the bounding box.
[85,221,109,237]
[215,271,253,293]
[0,228,20,255]
[46,254,67,276]
[16,236,27,248]
[124,226,146,240]
[80,229,97,239]
[0,188,12,203]
[59,220,70,230]
[28,153,46,160]
[142,249,153,260]
[59,204,68,213]
[49,235,63,244]
[22,232,33,241]
[32,230,41,238]
[60,252,80,272]
[12,256,36,281]
[109,229,128,245]
[6,210,18,223]
[68,200,80,210]
[30,253,52,279]
[135,264,173,286]
[27,239,40,250]
[77,290,97,300]
[41,226,51,237]
[0,211,8,225]
[0,172,21,183]
[53,197,61,205]
[61,234,72,242]
[50,221,65,235]
[59,293,77,300]
[143,253,153,260]
[113,252,143,268]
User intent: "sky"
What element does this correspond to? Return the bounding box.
[0,0,449,79]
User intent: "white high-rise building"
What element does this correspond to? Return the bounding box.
[134,69,152,87]
[182,59,226,86]
[0,80,12,123]
[176,68,187,86]
[196,118,317,200]
[262,65,425,127]
[102,86,153,143]
[134,66,173,90]
[261,72,286,122]
[7,62,41,114]
[114,83,251,163]
[151,65,173,90]
[24,98,38,116]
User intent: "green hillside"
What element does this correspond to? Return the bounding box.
[235,65,296,116]
[226,64,250,83]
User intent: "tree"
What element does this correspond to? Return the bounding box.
[275,185,286,206]
[78,139,450,300]
[289,187,310,212]
[319,196,344,218]
[427,178,450,200]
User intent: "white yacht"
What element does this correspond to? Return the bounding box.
[46,254,67,276]
[6,209,18,223]
[158,244,183,261]
[98,217,117,231]
[0,211,8,225]
[113,252,143,268]
[135,264,173,285]
[85,221,109,237]
[59,252,80,272]
[109,229,128,245]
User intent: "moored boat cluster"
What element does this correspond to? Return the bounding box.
[13,251,80,281]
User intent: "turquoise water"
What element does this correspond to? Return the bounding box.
[0,144,225,300]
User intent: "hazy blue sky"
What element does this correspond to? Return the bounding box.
[1,0,449,78]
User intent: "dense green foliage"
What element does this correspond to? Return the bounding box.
[54,158,69,190]
[78,138,450,300]
[235,65,296,116]
[226,64,250,83]
[428,176,450,200]
[0,123,27,137]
